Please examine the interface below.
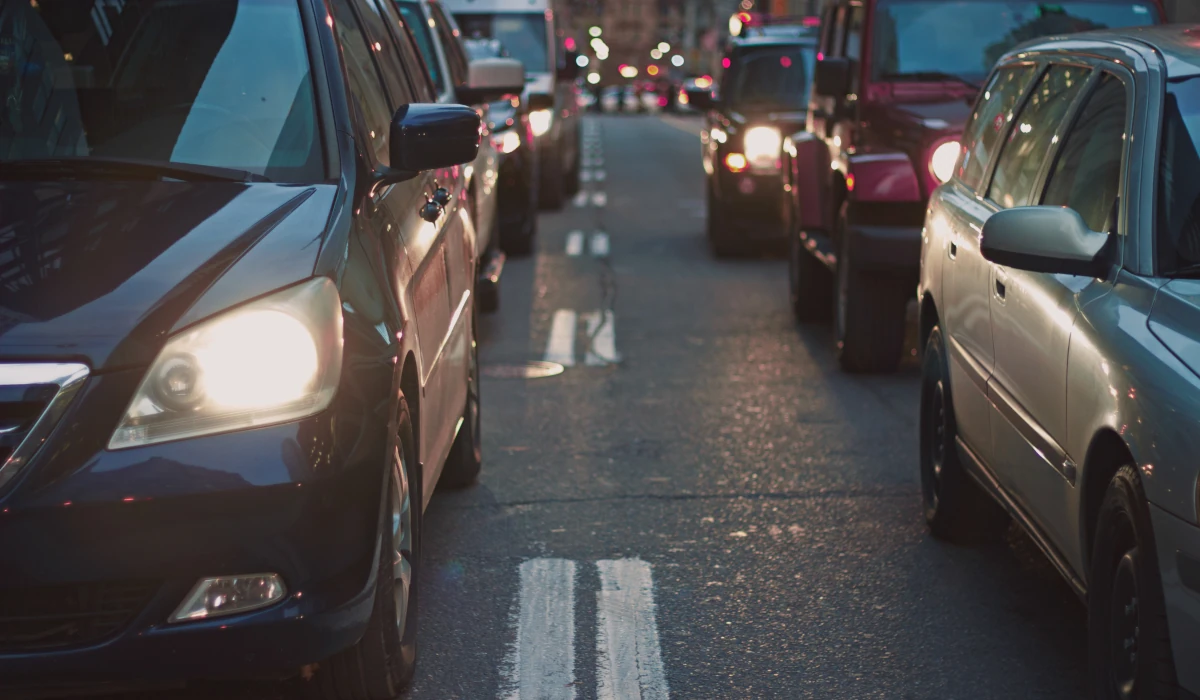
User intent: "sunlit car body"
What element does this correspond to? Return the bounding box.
[687,33,817,256]
[463,37,540,257]
[918,25,1200,699]
[0,0,485,696]
[783,0,1163,373]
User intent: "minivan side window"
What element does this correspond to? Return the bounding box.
[331,0,395,166]
[1041,73,1127,233]
[958,64,1036,190]
[397,2,447,95]
[988,64,1091,209]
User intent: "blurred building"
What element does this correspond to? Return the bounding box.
[1167,0,1200,22]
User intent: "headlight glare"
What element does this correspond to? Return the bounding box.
[491,129,522,155]
[930,140,961,184]
[744,126,782,171]
[529,109,553,137]
[110,278,343,449]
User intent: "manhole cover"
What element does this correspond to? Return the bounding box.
[481,361,565,379]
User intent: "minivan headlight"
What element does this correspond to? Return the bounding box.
[109,278,343,449]
[529,109,553,137]
[744,126,782,171]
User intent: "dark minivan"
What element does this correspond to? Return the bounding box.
[0,0,501,696]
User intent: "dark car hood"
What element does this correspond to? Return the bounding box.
[871,93,975,133]
[0,180,336,370]
[731,107,809,134]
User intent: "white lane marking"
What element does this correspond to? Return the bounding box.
[590,232,610,257]
[572,191,590,208]
[595,170,607,182]
[581,170,594,183]
[584,310,619,366]
[545,310,577,367]
[566,231,585,257]
[592,192,608,207]
[503,558,577,700]
[596,559,669,700]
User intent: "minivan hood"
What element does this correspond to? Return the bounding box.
[1149,279,1200,380]
[0,181,335,370]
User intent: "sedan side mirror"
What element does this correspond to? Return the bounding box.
[684,88,715,110]
[458,58,526,105]
[814,57,850,97]
[980,206,1111,277]
[389,104,480,173]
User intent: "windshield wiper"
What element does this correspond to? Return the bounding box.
[880,71,980,90]
[2,158,270,183]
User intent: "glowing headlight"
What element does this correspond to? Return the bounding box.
[529,109,553,137]
[744,126,782,171]
[109,278,343,449]
[491,129,522,155]
[930,140,961,184]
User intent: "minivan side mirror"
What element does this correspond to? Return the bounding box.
[560,49,581,81]
[814,57,850,97]
[684,87,715,110]
[980,206,1111,277]
[458,58,525,105]
[388,104,480,174]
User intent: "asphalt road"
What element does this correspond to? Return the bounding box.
[104,114,1087,699]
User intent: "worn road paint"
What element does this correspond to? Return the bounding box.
[581,170,594,183]
[594,170,607,182]
[592,192,608,207]
[572,191,590,208]
[590,232,610,257]
[584,310,619,366]
[502,558,577,700]
[545,310,577,367]
[596,559,669,700]
[566,231,585,257]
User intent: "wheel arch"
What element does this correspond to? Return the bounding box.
[1080,428,1137,578]
[919,292,939,359]
[400,351,421,471]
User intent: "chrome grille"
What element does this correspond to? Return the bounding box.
[0,363,89,493]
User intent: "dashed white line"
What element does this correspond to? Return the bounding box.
[566,231,585,257]
[592,192,608,207]
[580,170,594,183]
[572,191,590,208]
[594,170,607,182]
[584,310,619,366]
[545,310,577,367]
[596,559,669,700]
[503,558,577,700]
[590,232,610,257]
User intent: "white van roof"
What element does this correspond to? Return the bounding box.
[440,0,550,12]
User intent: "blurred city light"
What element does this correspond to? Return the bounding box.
[619,64,638,79]
[587,72,601,84]
[671,55,685,67]
[589,26,602,37]
[651,48,663,60]
[576,54,589,67]
[647,65,660,76]
[658,42,671,53]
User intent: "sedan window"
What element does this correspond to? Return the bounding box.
[1041,73,1126,234]
[397,2,446,95]
[0,0,322,182]
[957,65,1036,190]
[988,65,1090,209]
[1157,77,1200,271]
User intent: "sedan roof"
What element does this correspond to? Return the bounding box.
[1009,25,1200,80]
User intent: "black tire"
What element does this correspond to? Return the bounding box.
[440,307,482,489]
[789,229,832,323]
[919,326,1008,544]
[1088,466,1178,700]
[539,145,564,211]
[707,181,740,258]
[305,398,421,699]
[564,128,580,195]
[834,212,907,373]
[501,178,538,258]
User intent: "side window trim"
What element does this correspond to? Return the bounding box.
[1028,65,1104,211]
[371,0,437,102]
[342,0,404,111]
[957,60,1038,193]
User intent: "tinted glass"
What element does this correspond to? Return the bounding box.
[1157,78,1200,269]
[988,65,1090,209]
[726,47,813,110]
[455,13,547,74]
[958,65,1035,190]
[429,5,467,86]
[0,0,321,181]
[331,0,394,165]
[397,2,445,93]
[873,0,1157,84]
[1042,73,1126,233]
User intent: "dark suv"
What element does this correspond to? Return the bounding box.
[784,0,1163,372]
[687,26,818,257]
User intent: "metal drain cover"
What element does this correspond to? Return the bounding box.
[481,361,565,379]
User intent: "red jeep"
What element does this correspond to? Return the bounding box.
[784,0,1164,372]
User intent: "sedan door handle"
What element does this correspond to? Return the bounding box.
[995,278,1006,299]
[948,241,958,259]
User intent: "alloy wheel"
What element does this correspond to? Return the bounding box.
[921,371,947,512]
[467,327,482,465]
[1109,546,1141,700]
[391,445,414,637]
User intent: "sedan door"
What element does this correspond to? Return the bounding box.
[988,70,1129,550]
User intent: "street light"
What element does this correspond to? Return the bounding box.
[589,26,602,37]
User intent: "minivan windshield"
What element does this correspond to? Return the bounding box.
[454,13,548,74]
[725,46,814,110]
[0,0,322,182]
[873,0,1158,85]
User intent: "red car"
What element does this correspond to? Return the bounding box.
[783,0,1164,372]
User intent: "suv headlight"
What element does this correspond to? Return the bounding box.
[744,126,782,172]
[529,109,553,137]
[109,278,343,450]
[929,140,961,184]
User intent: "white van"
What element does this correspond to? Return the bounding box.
[441,0,581,209]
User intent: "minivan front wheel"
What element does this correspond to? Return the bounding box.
[1089,466,1178,700]
[306,397,420,699]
